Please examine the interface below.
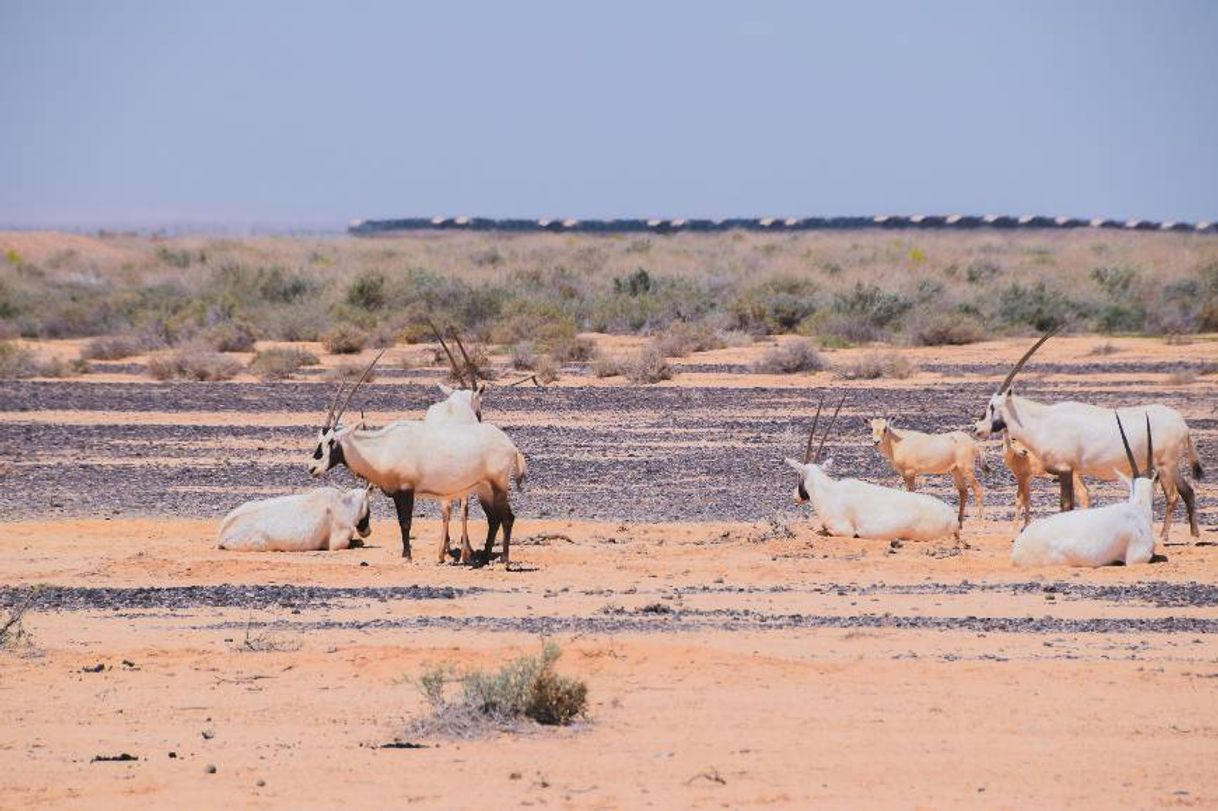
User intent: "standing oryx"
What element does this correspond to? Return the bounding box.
[866,418,986,525]
[1002,431,1089,530]
[786,395,960,542]
[307,351,527,563]
[1012,413,1158,567]
[973,331,1203,541]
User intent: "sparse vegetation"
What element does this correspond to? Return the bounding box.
[248,346,320,380]
[751,339,827,374]
[652,321,725,357]
[0,590,37,651]
[1088,341,1121,356]
[1166,369,1198,386]
[321,324,369,355]
[147,345,242,381]
[907,312,985,346]
[625,344,675,384]
[837,350,918,380]
[80,333,151,361]
[532,354,561,384]
[591,350,625,378]
[405,641,588,739]
[0,341,76,379]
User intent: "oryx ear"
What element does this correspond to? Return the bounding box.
[438,383,454,396]
[1114,469,1133,489]
[820,456,835,471]
[475,382,487,396]
[784,457,805,474]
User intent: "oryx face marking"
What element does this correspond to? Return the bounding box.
[309,428,342,477]
[974,392,1008,438]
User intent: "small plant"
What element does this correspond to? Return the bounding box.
[510,341,538,370]
[0,341,76,379]
[837,350,917,380]
[202,320,257,353]
[653,321,725,358]
[321,324,369,355]
[751,339,826,374]
[907,313,985,346]
[1088,341,1121,356]
[147,345,242,381]
[233,617,302,652]
[1166,369,1197,386]
[248,346,320,380]
[405,640,587,739]
[533,354,560,384]
[80,334,148,361]
[625,344,675,384]
[591,350,625,378]
[1,589,37,651]
[548,334,595,363]
[328,361,377,383]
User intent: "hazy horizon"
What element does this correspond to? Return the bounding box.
[2,0,1216,230]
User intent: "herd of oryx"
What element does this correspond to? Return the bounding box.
[219,329,1206,569]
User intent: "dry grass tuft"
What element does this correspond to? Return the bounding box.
[321,324,369,355]
[590,350,625,378]
[837,350,918,380]
[625,344,675,384]
[653,321,725,358]
[1166,369,1198,386]
[907,312,985,346]
[147,345,242,381]
[405,641,588,740]
[0,341,81,379]
[1088,341,1121,356]
[1,590,37,652]
[248,346,320,380]
[751,339,826,374]
[80,333,151,361]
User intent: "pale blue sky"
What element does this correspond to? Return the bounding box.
[1,0,1215,229]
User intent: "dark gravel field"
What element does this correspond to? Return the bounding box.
[1,375,1214,526]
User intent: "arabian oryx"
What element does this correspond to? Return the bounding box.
[973,330,1204,541]
[867,418,986,525]
[785,395,960,542]
[308,351,527,563]
[218,486,372,552]
[1013,413,1158,567]
[1002,431,1089,529]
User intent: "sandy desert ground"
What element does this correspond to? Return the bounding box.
[2,334,1217,809]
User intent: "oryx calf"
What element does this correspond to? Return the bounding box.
[1013,414,1157,567]
[786,396,960,542]
[1002,432,1089,529]
[218,487,371,552]
[867,418,985,524]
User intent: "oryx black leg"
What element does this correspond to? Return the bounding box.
[479,493,500,565]
[1059,471,1075,512]
[498,490,516,565]
[1177,476,1200,539]
[391,490,415,560]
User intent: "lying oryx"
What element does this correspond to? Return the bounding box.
[867,418,985,524]
[786,395,960,542]
[1013,413,1157,567]
[974,330,1204,541]
[308,351,527,563]
[1002,432,1089,529]
[218,486,371,552]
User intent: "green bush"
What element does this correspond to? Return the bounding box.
[831,283,911,330]
[996,282,1086,331]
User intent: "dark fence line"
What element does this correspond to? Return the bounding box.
[350,214,1217,236]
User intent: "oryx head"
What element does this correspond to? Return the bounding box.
[1114,412,1158,503]
[429,320,484,420]
[436,382,486,422]
[785,392,846,503]
[974,329,1057,439]
[309,350,384,478]
[867,418,895,447]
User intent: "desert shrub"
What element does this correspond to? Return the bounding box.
[201,320,257,352]
[837,350,917,380]
[490,303,581,350]
[751,339,826,374]
[907,312,985,346]
[964,259,1002,284]
[1166,369,1197,386]
[549,334,595,363]
[613,267,652,296]
[321,324,369,354]
[591,350,625,378]
[248,346,319,380]
[996,282,1086,331]
[831,283,912,331]
[533,355,560,384]
[147,345,242,381]
[1095,303,1146,333]
[80,333,147,360]
[1089,341,1120,356]
[0,341,78,379]
[405,641,587,739]
[257,267,320,304]
[1090,265,1140,298]
[510,341,537,370]
[625,344,675,384]
[730,277,819,333]
[327,361,378,383]
[653,321,725,357]
[814,313,883,346]
[0,589,37,651]
[345,270,387,311]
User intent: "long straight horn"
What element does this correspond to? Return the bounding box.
[1114,412,1139,479]
[998,327,1058,393]
[803,393,826,463]
[814,393,847,463]
[451,331,478,388]
[323,381,346,430]
[333,349,386,426]
[427,319,467,388]
[1144,412,1154,478]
